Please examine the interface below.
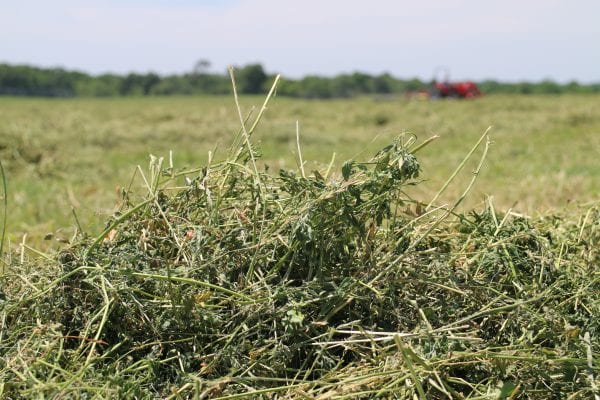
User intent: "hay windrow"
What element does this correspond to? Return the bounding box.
[1,86,599,399]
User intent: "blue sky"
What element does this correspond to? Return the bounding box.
[1,0,599,82]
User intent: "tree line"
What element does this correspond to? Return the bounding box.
[1,62,599,98]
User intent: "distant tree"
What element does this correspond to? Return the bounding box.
[237,64,268,94]
[142,73,161,95]
[119,73,160,95]
[350,72,373,93]
[95,74,122,96]
[299,76,334,98]
[120,73,141,95]
[565,81,582,93]
[2,62,600,98]
[193,59,212,75]
[187,59,230,94]
[330,75,353,97]
[535,80,561,94]
[373,73,394,94]
[277,79,302,97]
[516,82,534,95]
[404,78,424,92]
[478,80,503,94]
[151,76,190,95]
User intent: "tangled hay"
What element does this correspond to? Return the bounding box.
[1,78,599,399]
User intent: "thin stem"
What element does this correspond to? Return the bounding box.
[296,120,306,178]
[228,66,262,187]
[0,159,7,270]
[427,126,492,210]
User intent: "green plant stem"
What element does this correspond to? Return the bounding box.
[129,272,254,301]
[427,126,492,210]
[0,159,7,270]
[85,198,152,258]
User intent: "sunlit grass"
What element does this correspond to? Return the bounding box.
[1,93,599,249]
[0,88,599,398]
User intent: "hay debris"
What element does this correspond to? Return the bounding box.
[1,81,599,399]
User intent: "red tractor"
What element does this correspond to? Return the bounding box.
[433,80,481,98]
[430,68,481,99]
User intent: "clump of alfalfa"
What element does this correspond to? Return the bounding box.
[1,90,599,398]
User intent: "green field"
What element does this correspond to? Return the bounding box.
[1,93,599,249]
[1,92,599,398]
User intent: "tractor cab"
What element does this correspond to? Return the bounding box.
[430,68,481,99]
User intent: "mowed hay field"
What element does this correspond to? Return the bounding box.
[1,93,599,248]
[1,92,599,398]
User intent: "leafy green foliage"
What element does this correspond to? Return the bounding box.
[3,62,600,98]
[236,64,268,94]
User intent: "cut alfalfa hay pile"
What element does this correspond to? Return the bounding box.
[1,76,599,399]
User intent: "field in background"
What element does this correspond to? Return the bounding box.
[1,93,599,249]
[2,91,600,398]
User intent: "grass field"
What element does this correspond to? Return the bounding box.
[1,90,599,398]
[1,93,599,249]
